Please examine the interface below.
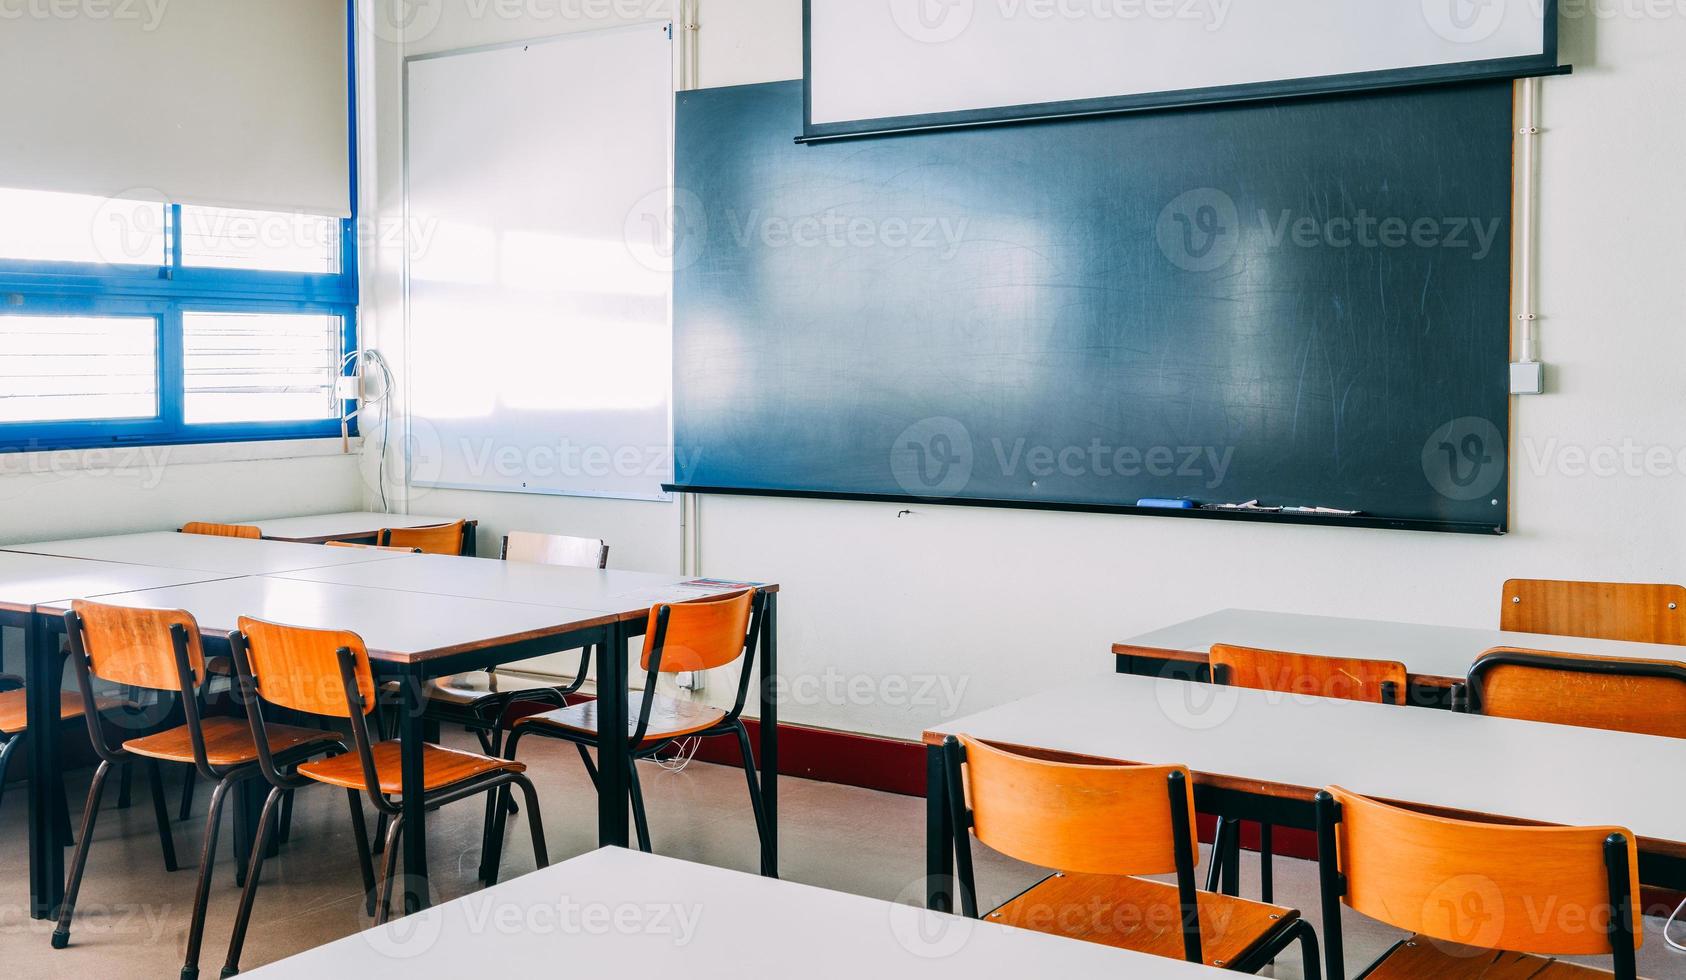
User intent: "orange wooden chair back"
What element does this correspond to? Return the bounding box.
[641,589,756,673]
[180,521,261,540]
[1470,647,1686,739]
[379,521,465,556]
[70,600,205,691]
[236,617,377,719]
[1327,787,1640,956]
[1210,644,1407,705]
[957,735,1197,877]
[1501,579,1686,645]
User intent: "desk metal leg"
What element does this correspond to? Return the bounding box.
[596,622,630,848]
[399,673,429,914]
[25,607,65,919]
[924,743,953,912]
[758,593,779,877]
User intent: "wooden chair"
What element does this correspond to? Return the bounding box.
[1463,647,1686,739]
[57,601,344,980]
[494,590,772,876]
[502,531,610,567]
[942,735,1319,976]
[377,520,468,556]
[1206,643,1408,904]
[1501,578,1686,645]
[0,674,127,851]
[180,522,262,539]
[219,616,547,975]
[1314,787,1642,979]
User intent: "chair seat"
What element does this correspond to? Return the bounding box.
[205,654,233,677]
[989,871,1298,969]
[123,716,339,767]
[296,741,523,795]
[0,690,117,735]
[513,694,727,743]
[416,672,567,709]
[1364,938,1619,979]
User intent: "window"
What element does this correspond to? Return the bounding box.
[179,206,341,275]
[182,312,341,424]
[0,188,167,267]
[0,315,158,423]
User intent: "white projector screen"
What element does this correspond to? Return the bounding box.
[805,0,1559,140]
[404,24,675,501]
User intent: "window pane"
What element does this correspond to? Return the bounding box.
[179,206,340,274]
[183,312,341,424]
[0,187,167,266]
[0,315,158,423]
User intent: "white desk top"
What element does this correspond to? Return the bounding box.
[276,554,756,617]
[37,576,615,664]
[247,848,1219,979]
[244,511,468,543]
[929,673,1686,847]
[2,531,414,576]
[0,552,231,613]
[1122,608,1686,679]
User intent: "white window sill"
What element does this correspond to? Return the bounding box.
[0,437,363,478]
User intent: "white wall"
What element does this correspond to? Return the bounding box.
[363,2,1686,741]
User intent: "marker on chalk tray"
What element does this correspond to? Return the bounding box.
[1137,498,1197,510]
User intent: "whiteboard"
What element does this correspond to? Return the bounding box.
[404,24,675,501]
[807,0,1554,138]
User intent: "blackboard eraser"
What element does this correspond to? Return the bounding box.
[1137,498,1196,510]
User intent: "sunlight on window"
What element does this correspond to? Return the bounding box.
[0,315,158,422]
[182,312,340,424]
[0,187,167,266]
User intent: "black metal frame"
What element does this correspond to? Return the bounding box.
[55,612,343,980]
[1313,791,1639,980]
[493,591,775,877]
[939,736,1319,978]
[799,0,1566,143]
[1458,648,1686,715]
[218,628,549,975]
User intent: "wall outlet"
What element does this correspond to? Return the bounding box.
[335,375,362,401]
[675,671,703,692]
[1509,361,1544,395]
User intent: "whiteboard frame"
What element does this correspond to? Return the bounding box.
[800,0,1565,142]
[401,22,677,503]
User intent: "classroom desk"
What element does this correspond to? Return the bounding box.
[243,511,477,551]
[0,552,237,918]
[273,555,783,881]
[247,848,1223,979]
[922,673,1686,910]
[35,575,620,916]
[1114,607,1686,702]
[2,531,417,576]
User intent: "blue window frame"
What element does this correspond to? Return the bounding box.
[0,9,360,454]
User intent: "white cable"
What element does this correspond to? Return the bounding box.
[656,736,701,774]
[340,348,396,511]
[1666,896,1686,953]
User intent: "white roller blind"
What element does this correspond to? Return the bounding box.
[0,0,350,217]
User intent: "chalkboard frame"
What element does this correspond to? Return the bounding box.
[800,0,1568,143]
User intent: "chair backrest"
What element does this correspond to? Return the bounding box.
[956,735,1197,877]
[641,589,756,673]
[502,531,609,568]
[380,520,465,556]
[1467,647,1686,738]
[1501,578,1686,645]
[325,541,422,553]
[1323,787,1640,959]
[69,599,205,691]
[1210,644,1407,705]
[235,616,377,719]
[181,521,261,539]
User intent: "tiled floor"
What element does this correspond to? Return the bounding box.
[1,732,1679,977]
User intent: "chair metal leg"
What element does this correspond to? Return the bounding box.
[575,742,600,789]
[733,722,773,876]
[179,764,197,821]
[346,791,377,917]
[374,814,405,926]
[219,786,284,979]
[147,760,179,872]
[51,759,112,949]
[1205,816,1233,893]
[179,777,236,980]
[626,759,652,854]
[276,789,294,846]
[481,727,528,883]
[116,760,133,809]
[516,774,548,870]
[0,734,17,813]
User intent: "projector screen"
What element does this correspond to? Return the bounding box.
[805,0,1560,140]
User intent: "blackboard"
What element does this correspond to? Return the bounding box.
[670,80,1513,534]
